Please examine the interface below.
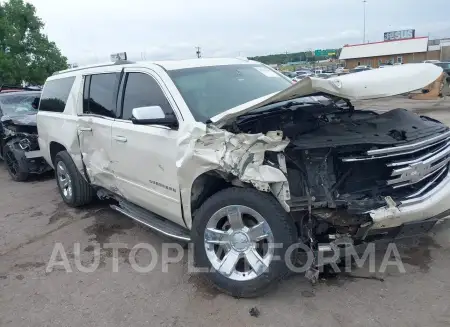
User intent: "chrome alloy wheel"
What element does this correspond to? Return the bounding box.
[56,161,73,201]
[204,205,275,281]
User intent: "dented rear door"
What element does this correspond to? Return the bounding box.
[77,73,119,190]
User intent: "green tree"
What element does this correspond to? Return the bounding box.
[0,0,67,85]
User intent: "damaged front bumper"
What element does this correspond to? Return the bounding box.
[24,149,45,159]
[368,169,450,229]
[6,136,52,175]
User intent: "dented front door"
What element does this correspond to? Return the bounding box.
[109,69,183,227]
[77,116,115,190]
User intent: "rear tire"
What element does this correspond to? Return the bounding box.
[191,187,297,298]
[3,140,29,182]
[54,151,94,207]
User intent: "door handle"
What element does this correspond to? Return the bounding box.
[113,135,127,143]
[78,127,92,132]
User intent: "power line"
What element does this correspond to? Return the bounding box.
[363,0,367,43]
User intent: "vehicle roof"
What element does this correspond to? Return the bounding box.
[50,57,260,80]
[0,90,41,97]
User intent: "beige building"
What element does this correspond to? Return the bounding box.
[339,37,447,69]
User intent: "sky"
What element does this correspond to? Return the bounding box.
[28,0,450,64]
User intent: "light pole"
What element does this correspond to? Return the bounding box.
[363,0,367,43]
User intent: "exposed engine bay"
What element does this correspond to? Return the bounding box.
[226,99,450,243]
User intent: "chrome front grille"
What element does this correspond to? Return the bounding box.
[340,131,450,199]
[387,141,450,188]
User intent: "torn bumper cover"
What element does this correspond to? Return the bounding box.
[369,169,450,229]
[5,138,51,175]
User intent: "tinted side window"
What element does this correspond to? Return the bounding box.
[39,77,75,112]
[121,73,173,120]
[84,73,119,118]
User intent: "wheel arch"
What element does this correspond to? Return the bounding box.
[183,169,249,229]
[49,141,67,165]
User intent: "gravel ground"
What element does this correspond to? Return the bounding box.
[1,97,450,327]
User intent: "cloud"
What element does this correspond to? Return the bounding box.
[28,0,450,64]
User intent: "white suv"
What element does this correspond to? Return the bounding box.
[37,58,448,297]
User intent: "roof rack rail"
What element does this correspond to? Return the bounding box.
[52,60,136,76]
[0,84,41,92]
[113,59,135,65]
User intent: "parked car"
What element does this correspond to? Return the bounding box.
[0,87,51,181]
[314,73,337,79]
[295,70,313,76]
[350,67,372,73]
[433,62,450,74]
[281,71,296,79]
[292,71,313,82]
[37,59,447,297]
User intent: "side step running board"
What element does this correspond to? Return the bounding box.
[110,201,191,242]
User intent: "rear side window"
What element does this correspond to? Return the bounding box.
[39,77,75,112]
[121,72,173,120]
[83,73,119,118]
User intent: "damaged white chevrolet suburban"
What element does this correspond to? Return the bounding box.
[37,57,447,297]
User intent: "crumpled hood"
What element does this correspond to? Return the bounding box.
[210,63,443,127]
[0,113,37,126]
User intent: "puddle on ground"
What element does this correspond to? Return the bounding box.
[83,209,135,245]
[318,234,443,285]
[48,201,109,225]
[81,209,135,267]
[399,235,442,272]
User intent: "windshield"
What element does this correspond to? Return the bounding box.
[0,93,40,116]
[167,64,292,122]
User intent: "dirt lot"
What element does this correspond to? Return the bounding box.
[1,97,450,327]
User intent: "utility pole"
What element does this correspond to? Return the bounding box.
[363,0,367,43]
[195,46,201,58]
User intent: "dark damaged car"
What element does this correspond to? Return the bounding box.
[0,91,51,181]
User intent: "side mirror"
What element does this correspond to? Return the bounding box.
[131,106,178,128]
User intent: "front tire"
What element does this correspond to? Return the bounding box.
[3,140,29,182]
[54,151,94,207]
[192,187,297,298]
